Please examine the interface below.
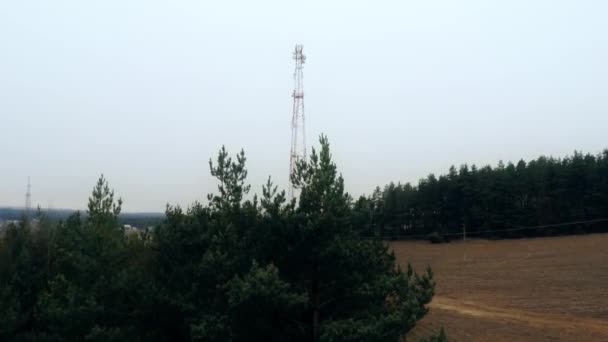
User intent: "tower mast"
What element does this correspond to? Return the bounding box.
[25,176,31,219]
[289,44,307,199]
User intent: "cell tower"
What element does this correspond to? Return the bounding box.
[25,176,31,219]
[289,44,307,199]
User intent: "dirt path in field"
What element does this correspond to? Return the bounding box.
[394,235,608,340]
[430,297,608,337]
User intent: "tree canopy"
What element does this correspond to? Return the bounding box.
[0,136,435,341]
[357,150,608,239]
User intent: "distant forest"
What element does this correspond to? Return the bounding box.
[353,149,608,239]
[0,208,163,228]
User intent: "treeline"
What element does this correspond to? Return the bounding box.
[355,150,608,239]
[0,137,439,341]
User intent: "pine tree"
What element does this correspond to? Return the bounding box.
[289,135,434,341]
[36,175,141,340]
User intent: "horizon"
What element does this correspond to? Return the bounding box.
[3,145,607,213]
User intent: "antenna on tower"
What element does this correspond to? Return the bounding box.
[25,176,32,220]
[289,44,307,199]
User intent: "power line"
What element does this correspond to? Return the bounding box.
[365,218,608,240]
[25,176,31,219]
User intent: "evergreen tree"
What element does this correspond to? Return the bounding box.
[36,175,142,340]
[289,135,434,341]
[0,137,437,341]
[367,149,608,240]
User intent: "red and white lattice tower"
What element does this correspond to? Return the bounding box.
[289,44,307,199]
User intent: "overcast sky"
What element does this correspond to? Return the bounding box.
[1,0,607,212]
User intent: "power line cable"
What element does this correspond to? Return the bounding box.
[364,218,608,240]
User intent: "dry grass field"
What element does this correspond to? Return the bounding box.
[391,234,608,341]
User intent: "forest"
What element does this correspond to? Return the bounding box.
[0,137,439,342]
[3,137,606,341]
[355,150,608,240]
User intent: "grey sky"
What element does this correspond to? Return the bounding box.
[1,0,607,212]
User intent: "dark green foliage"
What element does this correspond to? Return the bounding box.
[0,213,51,340]
[358,150,608,239]
[286,136,434,341]
[34,176,147,340]
[0,136,437,341]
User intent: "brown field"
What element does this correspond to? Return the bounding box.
[391,233,608,341]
